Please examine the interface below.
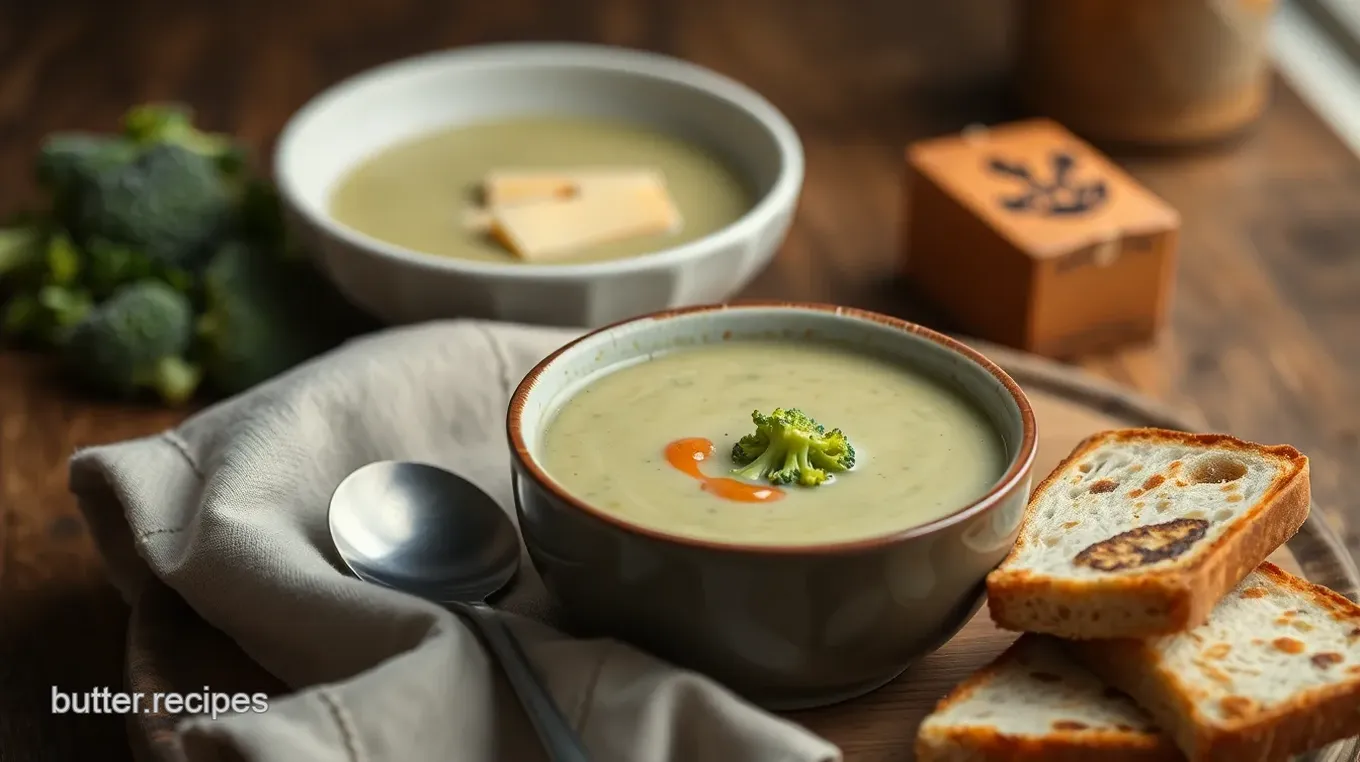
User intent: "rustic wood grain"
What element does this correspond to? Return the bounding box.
[122,340,1360,762]
[0,357,187,762]
[2,0,1359,759]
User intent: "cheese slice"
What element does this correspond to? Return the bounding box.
[482,168,664,206]
[461,207,495,232]
[489,182,682,261]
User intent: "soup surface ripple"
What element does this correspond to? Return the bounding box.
[540,341,1007,546]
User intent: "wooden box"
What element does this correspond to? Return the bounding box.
[901,118,1181,359]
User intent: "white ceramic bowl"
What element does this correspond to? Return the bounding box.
[274,43,804,327]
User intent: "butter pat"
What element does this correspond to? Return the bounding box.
[490,182,682,261]
[483,168,665,206]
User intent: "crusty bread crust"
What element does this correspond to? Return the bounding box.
[1074,563,1360,762]
[986,428,1310,639]
[915,637,1182,762]
[916,727,1180,762]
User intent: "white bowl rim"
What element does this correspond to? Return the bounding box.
[506,301,1041,555]
[272,42,805,280]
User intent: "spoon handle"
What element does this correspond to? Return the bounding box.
[455,601,593,762]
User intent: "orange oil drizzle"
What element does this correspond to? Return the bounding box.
[663,437,785,503]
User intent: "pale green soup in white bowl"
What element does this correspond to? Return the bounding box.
[274,43,803,328]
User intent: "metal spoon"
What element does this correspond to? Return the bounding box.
[328,460,591,762]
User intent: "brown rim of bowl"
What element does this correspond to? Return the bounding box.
[505,301,1039,555]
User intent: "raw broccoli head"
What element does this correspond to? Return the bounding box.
[40,104,245,274]
[0,222,195,347]
[81,236,193,299]
[730,407,857,487]
[197,241,375,395]
[36,134,137,217]
[0,229,94,346]
[60,142,234,271]
[122,103,247,177]
[61,280,201,404]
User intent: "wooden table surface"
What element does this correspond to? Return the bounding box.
[2,0,1359,759]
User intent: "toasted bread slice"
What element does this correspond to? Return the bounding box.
[1074,563,1360,762]
[916,634,1182,762]
[987,428,1309,639]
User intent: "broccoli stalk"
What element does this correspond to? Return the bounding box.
[61,280,201,404]
[730,408,856,487]
[142,356,201,403]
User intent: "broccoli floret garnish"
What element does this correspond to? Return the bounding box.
[730,407,856,487]
[62,280,201,405]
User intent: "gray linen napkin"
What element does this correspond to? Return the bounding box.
[68,320,843,762]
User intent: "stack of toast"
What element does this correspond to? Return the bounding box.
[916,428,1360,762]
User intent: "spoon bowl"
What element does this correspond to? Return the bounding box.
[329,460,520,602]
[327,459,592,762]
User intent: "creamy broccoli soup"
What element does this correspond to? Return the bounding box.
[540,341,1007,546]
[328,117,751,264]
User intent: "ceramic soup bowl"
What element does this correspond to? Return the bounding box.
[274,43,802,328]
[507,303,1037,709]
